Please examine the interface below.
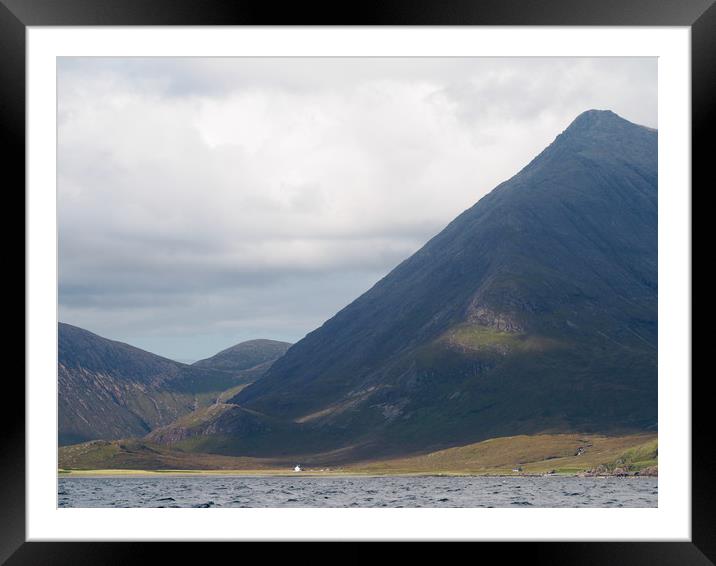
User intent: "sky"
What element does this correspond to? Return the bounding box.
[57,57,657,362]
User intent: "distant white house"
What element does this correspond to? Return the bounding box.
[294,465,302,472]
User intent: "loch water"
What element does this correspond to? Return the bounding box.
[58,475,657,508]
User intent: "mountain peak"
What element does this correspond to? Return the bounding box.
[564,109,639,135]
[511,109,656,187]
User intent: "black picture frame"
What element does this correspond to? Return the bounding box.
[5,0,707,561]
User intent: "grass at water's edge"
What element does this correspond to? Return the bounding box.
[59,432,657,478]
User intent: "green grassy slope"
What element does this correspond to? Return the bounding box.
[59,433,657,476]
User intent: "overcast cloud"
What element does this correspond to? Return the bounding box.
[58,57,657,361]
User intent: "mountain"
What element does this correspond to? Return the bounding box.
[164,109,657,459]
[58,324,287,445]
[193,339,291,374]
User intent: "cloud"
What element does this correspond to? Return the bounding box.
[57,57,657,360]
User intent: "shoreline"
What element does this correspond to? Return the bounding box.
[59,433,658,480]
[58,469,657,479]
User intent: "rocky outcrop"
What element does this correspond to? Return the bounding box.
[577,464,657,477]
[465,305,524,333]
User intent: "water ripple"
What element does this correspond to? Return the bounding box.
[58,476,657,508]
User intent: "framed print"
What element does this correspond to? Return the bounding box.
[5,0,709,561]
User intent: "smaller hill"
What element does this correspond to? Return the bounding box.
[193,339,291,373]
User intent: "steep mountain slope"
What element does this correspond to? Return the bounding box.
[193,339,291,374]
[58,324,285,444]
[192,109,658,458]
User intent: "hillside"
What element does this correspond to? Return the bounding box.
[58,324,286,444]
